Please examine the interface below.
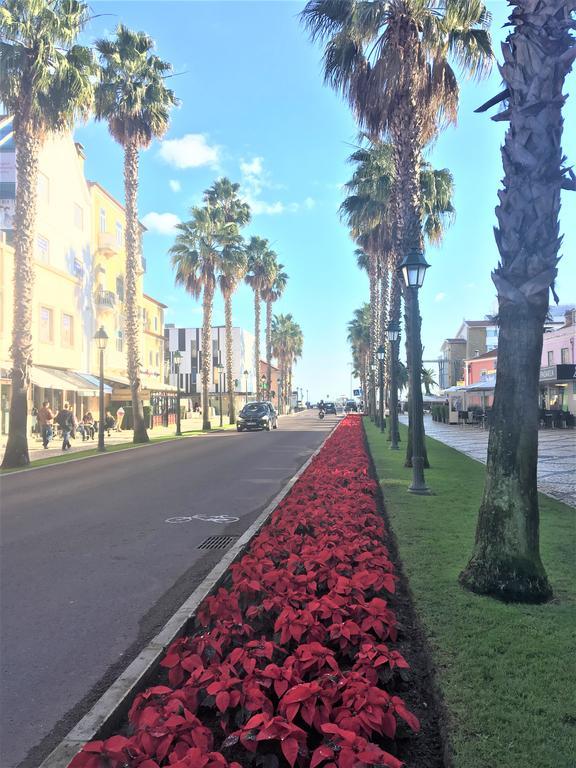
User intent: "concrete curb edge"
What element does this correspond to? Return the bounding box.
[38,418,340,768]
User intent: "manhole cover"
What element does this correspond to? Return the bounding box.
[198,535,238,550]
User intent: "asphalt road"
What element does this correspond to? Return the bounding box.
[0,411,336,768]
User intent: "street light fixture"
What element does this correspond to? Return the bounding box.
[94,326,108,452]
[173,350,182,436]
[377,344,385,433]
[243,369,249,404]
[217,363,224,427]
[398,248,430,494]
[386,320,401,450]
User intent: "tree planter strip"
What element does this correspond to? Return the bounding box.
[38,421,340,768]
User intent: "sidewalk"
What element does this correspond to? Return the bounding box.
[403,414,576,507]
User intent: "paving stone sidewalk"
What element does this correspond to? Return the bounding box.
[400,414,575,508]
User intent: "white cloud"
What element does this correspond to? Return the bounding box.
[240,157,264,179]
[141,211,181,235]
[158,134,220,169]
[169,179,181,192]
[239,156,315,216]
[247,198,285,216]
[304,197,316,210]
[434,292,446,302]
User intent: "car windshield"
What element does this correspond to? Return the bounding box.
[241,403,268,416]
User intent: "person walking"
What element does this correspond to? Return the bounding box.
[55,402,74,451]
[37,401,54,449]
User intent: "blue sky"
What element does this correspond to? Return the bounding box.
[79,1,575,401]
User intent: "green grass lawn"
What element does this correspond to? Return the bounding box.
[364,419,576,768]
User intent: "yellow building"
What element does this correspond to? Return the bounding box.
[0,124,174,434]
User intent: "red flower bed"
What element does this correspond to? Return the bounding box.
[71,416,419,768]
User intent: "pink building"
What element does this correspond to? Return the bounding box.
[540,308,575,412]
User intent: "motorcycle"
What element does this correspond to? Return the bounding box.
[318,409,325,420]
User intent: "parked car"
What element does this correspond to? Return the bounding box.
[345,400,358,412]
[237,401,278,431]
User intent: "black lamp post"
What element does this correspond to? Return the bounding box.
[173,350,182,436]
[94,326,108,452]
[261,374,267,400]
[386,320,401,450]
[244,369,249,404]
[217,363,224,427]
[370,363,377,424]
[377,344,385,433]
[398,247,430,494]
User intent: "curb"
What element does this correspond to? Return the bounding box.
[38,419,340,768]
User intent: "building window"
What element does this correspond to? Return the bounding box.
[62,314,73,346]
[116,330,123,353]
[37,172,49,203]
[154,316,158,332]
[156,352,159,367]
[116,275,124,301]
[73,203,83,229]
[39,307,53,343]
[547,351,554,366]
[116,221,123,246]
[36,236,49,263]
[99,208,106,233]
[561,348,569,364]
[149,351,153,365]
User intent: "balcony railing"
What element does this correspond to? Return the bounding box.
[95,289,116,310]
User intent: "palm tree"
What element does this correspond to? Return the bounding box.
[245,237,277,400]
[204,178,250,424]
[303,0,492,472]
[272,313,302,414]
[262,263,288,396]
[0,0,95,468]
[95,25,177,444]
[170,206,240,430]
[347,304,371,406]
[421,367,438,396]
[460,0,574,603]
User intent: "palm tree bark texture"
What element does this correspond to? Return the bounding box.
[460,0,575,602]
[124,140,149,442]
[224,294,235,424]
[2,122,39,467]
[201,282,214,431]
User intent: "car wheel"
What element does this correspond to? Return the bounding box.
[266,422,271,431]
[237,426,242,432]
[273,422,278,429]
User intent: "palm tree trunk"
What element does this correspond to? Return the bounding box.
[368,251,378,421]
[124,140,149,443]
[380,256,390,390]
[224,293,235,424]
[387,273,401,447]
[266,299,273,395]
[254,286,261,400]
[202,282,214,430]
[1,121,40,468]
[460,0,572,602]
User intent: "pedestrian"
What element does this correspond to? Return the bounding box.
[115,406,125,431]
[55,402,74,451]
[81,412,95,440]
[104,410,116,436]
[37,401,54,449]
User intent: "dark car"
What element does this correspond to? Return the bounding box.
[321,401,337,415]
[345,400,358,412]
[237,401,278,431]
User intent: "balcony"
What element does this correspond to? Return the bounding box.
[97,231,120,257]
[95,289,116,311]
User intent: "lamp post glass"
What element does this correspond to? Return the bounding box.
[173,351,182,436]
[398,249,430,493]
[94,326,108,451]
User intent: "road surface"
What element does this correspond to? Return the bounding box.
[0,411,336,768]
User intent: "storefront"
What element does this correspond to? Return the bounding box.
[539,364,576,412]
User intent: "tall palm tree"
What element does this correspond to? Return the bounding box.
[303,0,492,472]
[460,0,574,603]
[95,25,177,443]
[262,263,288,396]
[0,0,95,468]
[421,367,437,396]
[245,237,277,400]
[170,206,240,430]
[204,178,251,424]
[272,313,301,414]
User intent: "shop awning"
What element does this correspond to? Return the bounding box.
[77,373,112,395]
[31,366,112,396]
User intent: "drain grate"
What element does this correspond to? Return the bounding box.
[198,535,238,550]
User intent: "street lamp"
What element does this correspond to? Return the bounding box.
[260,374,267,400]
[217,363,224,427]
[386,320,401,450]
[173,350,182,436]
[377,345,385,433]
[244,369,249,404]
[398,247,430,494]
[94,326,108,452]
[370,363,377,424]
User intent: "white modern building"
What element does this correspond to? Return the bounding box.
[165,325,256,395]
